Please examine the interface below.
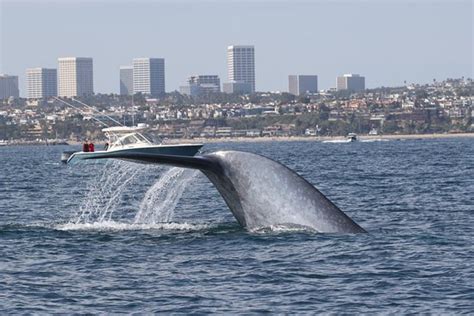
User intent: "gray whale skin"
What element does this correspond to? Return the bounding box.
[83,150,366,233]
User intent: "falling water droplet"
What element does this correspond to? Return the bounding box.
[134,168,197,224]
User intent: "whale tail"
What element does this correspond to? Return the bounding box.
[76,151,366,233]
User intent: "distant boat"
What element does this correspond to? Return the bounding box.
[322,133,358,143]
[0,140,8,146]
[347,133,358,142]
[66,125,203,164]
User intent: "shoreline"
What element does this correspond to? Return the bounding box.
[165,132,474,144]
[1,132,473,147]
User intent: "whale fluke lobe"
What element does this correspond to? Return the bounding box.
[82,151,366,233]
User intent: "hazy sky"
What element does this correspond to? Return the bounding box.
[0,0,472,96]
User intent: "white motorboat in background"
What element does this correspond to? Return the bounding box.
[322,133,358,143]
[347,133,358,142]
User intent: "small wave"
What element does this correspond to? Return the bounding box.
[44,162,60,166]
[55,221,210,232]
[250,224,318,234]
[360,139,389,143]
[322,139,352,144]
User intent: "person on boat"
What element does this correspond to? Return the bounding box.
[83,140,90,152]
[104,142,109,151]
[89,141,95,152]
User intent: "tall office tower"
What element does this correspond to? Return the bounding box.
[180,75,220,96]
[119,66,133,95]
[288,75,318,95]
[26,68,57,99]
[336,74,365,92]
[0,74,19,99]
[58,57,94,97]
[227,45,255,93]
[132,58,165,96]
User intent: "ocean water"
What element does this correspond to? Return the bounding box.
[0,139,473,313]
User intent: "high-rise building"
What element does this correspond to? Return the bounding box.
[58,57,94,97]
[336,74,365,92]
[119,66,133,96]
[26,68,57,99]
[179,75,220,96]
[226,45,255,93]
[0,74,19,99]
[132,58,165,96]
[288,75,318,95]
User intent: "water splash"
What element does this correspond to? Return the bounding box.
[134,168,197,224]
[73,160,146,224]
[69,161,196,230]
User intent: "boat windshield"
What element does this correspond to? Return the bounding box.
[142,131,163,144]
[107,132,153,149]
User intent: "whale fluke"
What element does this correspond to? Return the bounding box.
[79,151,366,233]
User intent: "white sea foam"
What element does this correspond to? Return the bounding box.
[249,224,318,234]
[56,221,209,232]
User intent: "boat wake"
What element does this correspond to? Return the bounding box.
[323,138,389,143]
[322,139,352,143]
[360,138,389,142]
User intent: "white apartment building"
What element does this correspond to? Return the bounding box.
[0,74,19,99]
[133,58,165,96]
[26,68,57,99]
[336,74,365,92]
[58,57,94,97]
[227,45,255,93]
[289,75,318,96]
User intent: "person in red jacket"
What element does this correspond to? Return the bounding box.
[83,140,89,152]
[89,142,95,152]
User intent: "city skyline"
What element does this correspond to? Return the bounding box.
[5,52,369,99]
[0,0,472,97]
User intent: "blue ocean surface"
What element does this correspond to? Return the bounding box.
[0,139,473,313]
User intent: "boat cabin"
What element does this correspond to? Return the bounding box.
[102,126,158,150]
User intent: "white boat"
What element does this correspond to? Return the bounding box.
[322,133,358,143]
[66,126,203,164]
[347,133,358,142]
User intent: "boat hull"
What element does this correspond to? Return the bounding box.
[67,144,203,164]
